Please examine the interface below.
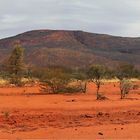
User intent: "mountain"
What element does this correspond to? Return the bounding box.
[0,29,140,69]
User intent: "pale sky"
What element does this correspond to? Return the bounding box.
[1,0,140,39]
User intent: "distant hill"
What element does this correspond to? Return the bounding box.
[0,29,140,69]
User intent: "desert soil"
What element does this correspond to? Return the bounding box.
[0,81,140,139]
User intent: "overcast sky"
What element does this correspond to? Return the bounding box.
[0,0,140,39]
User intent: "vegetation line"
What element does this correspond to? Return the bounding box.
[0,42,139,100]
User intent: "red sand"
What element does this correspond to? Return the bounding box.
[0,81,139,139]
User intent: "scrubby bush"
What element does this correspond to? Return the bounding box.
[120,79,133,99]
[39,67,88,94]
[87,65,107,100]
[116,64,137,99]
[40,68,70,93]
[71,70,88,93]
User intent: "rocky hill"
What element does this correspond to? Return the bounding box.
[0,30,140,69]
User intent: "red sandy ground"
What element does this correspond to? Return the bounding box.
[0,81,139,139]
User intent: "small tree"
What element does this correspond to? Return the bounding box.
[87,65,106,100]
[116,64,135,99]
[7,42,25,86]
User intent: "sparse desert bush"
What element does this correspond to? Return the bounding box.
[40,68,71,94]
[116,64,138,99]
[71,71,88,93]
[68,80,87,93]
[40,79,87,94]
[39,68,88,94]
[120,79,133,99]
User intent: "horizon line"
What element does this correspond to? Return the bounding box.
[0,28,140,40]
